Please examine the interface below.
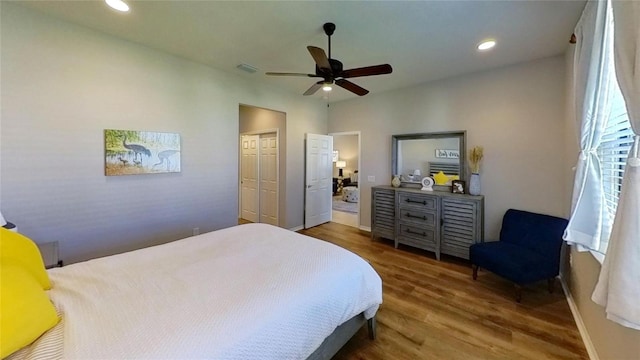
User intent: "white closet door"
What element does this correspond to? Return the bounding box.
[241,135,259,223]
[260,134,278,226]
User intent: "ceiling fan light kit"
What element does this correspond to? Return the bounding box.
[105,0,130,12]
[477,39,497,51]
[266,22,393,97]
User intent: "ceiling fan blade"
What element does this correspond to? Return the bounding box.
[340,64,393,78]
[335,79,369,96]
[303,82,323,96]
[265,72,319,77]
[307,46,331,73]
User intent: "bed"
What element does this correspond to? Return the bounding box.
[3,223,382,359]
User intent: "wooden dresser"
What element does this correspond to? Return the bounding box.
[371,185,484,260]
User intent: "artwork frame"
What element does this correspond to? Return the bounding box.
[452,180,466,194]
[332,150,339,162]
[435,149,460,159]
[104,129,181,176]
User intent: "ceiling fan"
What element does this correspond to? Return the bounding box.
[266,22,393,96]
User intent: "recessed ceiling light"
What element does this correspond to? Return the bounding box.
[477,40,496,51]
[105,0,130,12]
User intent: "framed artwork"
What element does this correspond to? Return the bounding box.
[104,129,181,176]
[332,150,339,162]
[435,149,460,159]
[452,180,465,194]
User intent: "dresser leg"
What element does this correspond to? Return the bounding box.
[472,264,478,280]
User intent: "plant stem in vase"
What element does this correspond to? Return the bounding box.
[468,146,484,195]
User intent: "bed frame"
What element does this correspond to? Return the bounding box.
[306,313,376,360]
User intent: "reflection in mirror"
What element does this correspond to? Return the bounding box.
[392,131,466,189]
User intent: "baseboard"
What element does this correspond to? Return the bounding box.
[560,276,600,360]
[359,225,371,232]
[289,225,304,232]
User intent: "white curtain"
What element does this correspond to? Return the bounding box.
[592,0,640,331]
[563,0,616,257]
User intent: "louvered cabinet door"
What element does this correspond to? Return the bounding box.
[371,187,396,241]
[440,196,484,259]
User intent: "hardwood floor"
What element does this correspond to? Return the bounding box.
[299,222,588,360]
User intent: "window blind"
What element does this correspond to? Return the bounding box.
[598,83,633,236]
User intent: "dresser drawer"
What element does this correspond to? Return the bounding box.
[397,208,437,227]
[398,192,437,211]
[397,223,437,251]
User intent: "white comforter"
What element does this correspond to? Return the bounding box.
[16,223,382,359]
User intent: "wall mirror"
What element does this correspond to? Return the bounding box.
[392,131,466,190]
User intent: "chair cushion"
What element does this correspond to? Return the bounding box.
[470,241,559,285]
[500,209,568,258]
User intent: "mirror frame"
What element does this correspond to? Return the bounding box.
[392,131,467,190]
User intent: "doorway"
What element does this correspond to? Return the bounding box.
[329,131,361,228]
[238,105,285,226]
[240,133,278,225]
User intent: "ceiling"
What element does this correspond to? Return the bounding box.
[14,0,586,103]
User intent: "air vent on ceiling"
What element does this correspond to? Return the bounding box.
[236,63,258,74]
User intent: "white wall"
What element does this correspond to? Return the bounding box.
[328,56,567,238]
[0,3,326,263]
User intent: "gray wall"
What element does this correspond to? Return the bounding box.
[0,3,326,263]
[328,56,567,238]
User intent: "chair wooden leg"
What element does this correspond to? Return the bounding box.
[472,264,478,280]
[515,284,522,303]
[548,278,555,293]
[367,317,377,340]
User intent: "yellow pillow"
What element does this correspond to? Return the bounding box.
[0,228,51,289]
[0,262,60,358]
[433,171,449,185]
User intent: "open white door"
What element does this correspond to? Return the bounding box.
[305,133,333,228]
[241,135,259,222]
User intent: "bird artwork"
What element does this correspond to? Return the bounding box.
[153,150,180,171]
[105,129,180,176]
[123,134,151,163]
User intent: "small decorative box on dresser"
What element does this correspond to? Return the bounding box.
[371,185,484,260]
[37,241,63,269]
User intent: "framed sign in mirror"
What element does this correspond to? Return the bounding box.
[392,131,466,191]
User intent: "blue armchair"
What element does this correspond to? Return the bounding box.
[469,209,568,302]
